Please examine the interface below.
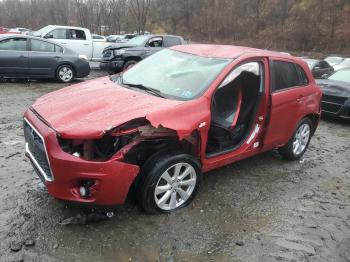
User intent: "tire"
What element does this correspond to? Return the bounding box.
[123,60,137,71]
[137,150,202,214]
[56,65,74,83]
[278,118,313,161]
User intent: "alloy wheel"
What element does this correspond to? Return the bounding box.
[292,123,311,156]
[154,162,197,211]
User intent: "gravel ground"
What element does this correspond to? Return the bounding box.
[0,71,349,262]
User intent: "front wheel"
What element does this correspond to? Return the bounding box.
[56,65,74,83]
[138,151,201,214]
[279,118,313,160]
[123,60,137,71]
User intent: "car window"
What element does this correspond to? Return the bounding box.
[270,60,303,92]
[296,65,309,85]
[0,38,27,51]
[30,39,55,52]
[67,29,86,40]
[48,29,67,39]
[146,37,163,47]
[164,37,182,47]
[92,35,104,40]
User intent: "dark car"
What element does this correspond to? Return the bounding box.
[0,34,90,83]
[303,58,334,79]
[100,34,186,73]
[316,68,350,119]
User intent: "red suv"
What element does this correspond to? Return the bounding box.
[24,45,322,213]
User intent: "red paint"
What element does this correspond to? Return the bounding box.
[24,45,321,207]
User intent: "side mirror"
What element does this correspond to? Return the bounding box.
[44,34,53,39]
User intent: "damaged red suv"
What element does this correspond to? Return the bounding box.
[24,45,322,213]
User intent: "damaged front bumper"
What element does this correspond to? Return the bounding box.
[23,109,140,206]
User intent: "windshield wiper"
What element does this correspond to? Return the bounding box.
[123,82,165,98]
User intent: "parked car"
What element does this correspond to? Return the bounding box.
[0,27,9,34]
[106,35,122,42]
[303,58,334,79]
[0,34,90,82]
[33,25,109,61]
[92,34,106,41]
[9,27,31,34]
[100,34,186,73]
[115,34,136,43]
[333,58,350,71]
[24,45,321,213]
[324,55,345,67]
[316,69,350,119]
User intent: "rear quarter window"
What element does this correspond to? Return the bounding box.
[270,60,308,92]
[164,37,182,47]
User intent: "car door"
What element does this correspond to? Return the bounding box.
[144,36,164,57]
[0,37,29,76]
[263,59,310,148]
[28,38,63,77]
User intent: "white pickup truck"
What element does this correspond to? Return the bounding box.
[33,25,109,61]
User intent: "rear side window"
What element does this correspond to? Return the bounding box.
[0,38,27,51]
[270,60,304,92]
[30,39,55,52]
[296,65,309,86]
[164,37,182,47]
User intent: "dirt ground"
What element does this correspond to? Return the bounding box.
[0,70,349,262]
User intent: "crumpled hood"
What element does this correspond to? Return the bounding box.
[105,43,137,51]
[30,76,192,139]
[316,79,350,97]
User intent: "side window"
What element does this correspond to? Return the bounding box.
[321,61,330,68]
[67,29,86,40]
[0,38,27,51]
[146,37,163,47]
[270,60,301,92]
[47,29,67,39]
[30,39,55,52]
[296,65,309,86]
[164,37,181,47]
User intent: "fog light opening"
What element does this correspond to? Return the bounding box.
[79,180,95,198]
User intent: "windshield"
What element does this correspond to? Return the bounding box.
[126,35,150,46]
[325,57,344,64]
[338,59,350,67]
[121,49,231,100]
[328,70,350,83]
[33,25,53,37]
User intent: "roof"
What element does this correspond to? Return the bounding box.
[171,44,293,59]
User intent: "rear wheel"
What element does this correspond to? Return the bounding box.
[137,151,201,214]
[279,118,312,160]
[56,65,74,83]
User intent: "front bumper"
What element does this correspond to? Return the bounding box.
[23,109,140,206]
[99,60,124,73]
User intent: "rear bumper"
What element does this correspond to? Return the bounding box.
[99,60,124,73]
[23,109,140,206]
[75,60,91,78]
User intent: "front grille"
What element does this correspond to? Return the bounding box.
[322,94,347,104]
[103,50,112,58]
[24,119,53,181]
[321,101,342,113]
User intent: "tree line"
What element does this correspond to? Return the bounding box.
[0,0,349,54]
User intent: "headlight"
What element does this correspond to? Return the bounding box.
[79,54,88,60]
[114,49,126,56]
